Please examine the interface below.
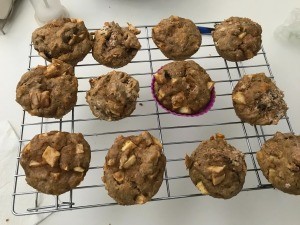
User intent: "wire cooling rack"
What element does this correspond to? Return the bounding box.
[12,22,294,216]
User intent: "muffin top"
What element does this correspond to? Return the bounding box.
[86,71,139,121]
[232,73,287,125]
[102,131,166,205]
[92,22,141,68]
[16,59,78,119]
[153,60,214,115]
[20,131,91,195]
[256,132,300,195]
[212,17,262,61]
[185,133,247,199]
[32,18,93,65]
[152,15,201,60]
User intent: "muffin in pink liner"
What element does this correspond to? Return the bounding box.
[151,60,216,117]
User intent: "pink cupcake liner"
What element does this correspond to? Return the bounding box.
[151,76,216,117]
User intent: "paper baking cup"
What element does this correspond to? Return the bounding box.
[151,76,216,117]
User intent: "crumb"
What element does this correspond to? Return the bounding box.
[6,218,9,222]
[139,103,143,106]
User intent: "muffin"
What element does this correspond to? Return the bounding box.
[32,18,92,66]
[20,131,91,195]
[16,59,78,119]
[86,71,139,121]
[232,73,288,125]
[152,60,215,116]
[102,131,166,205]
[185,133,247,199]
[152,15,201,60]
[92,22,141,68]
[212,17,262,61]
[256,132,300,195]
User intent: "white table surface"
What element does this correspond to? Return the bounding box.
[1,0,300,224]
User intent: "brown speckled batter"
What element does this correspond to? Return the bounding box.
[16,59,78,119]
[152,15,201,60]
[257,132,300,195]
[185,133,247,199]
[32,18,92,66]
[20,131,91,195]
[92,22,141,68]
[232,73,287,125]
[102,131,166,205]
[212,17,262,62]
[153,60,214,114]
[86,71,139,121]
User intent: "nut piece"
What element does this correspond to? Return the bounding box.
[29,160,41,167]
[212,173,226,186]
[196,181,209,195]
[178,106,192,114]
[123,155,137,169]
[40,91,50,107]
[136,195,147,204]
[42,146,60,167]
[157,89,165,100]
[107,158,116,166]
[238,32,247,39]
[268,168,276,180]
[76,144,84,154]
[45,63,60,78]
[207,82,215,91]
[215,133,225,139]
[208,165,226,174]
[113,171,125,183]
[30,91,41,109]
[73,166,85,172]
[154,73,166,84]
[141,131,153,146]
[121,140,137,152]
[232,92,246,104]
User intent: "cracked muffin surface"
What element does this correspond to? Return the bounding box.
[256,132,300,195]
[102,131,166,205]
[32,18,92,66]
[185,133,246,199]
[232,73,287,125]
[153,60,214,115]
[152,15,201,60]
[92,22,141,68]
[212,17,262,62]
[86,71,139,121]
[20,131,91,195]
[16,59,78,119]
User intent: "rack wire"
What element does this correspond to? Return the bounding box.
[12,22,294,216]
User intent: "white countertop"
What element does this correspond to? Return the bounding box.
[1,0,300,224]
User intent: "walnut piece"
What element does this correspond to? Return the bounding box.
[136,195,147,204]
[42,146,60,167]
[113,171,124,183]
[212,173,226,186]
[76,144,84,154]
[207,82,215,91]
[30,91,51,109]
[29,160,41,167]
[123,155,136,169]
[178,106,192,114]
[73,166,85,172]
[196,181,209,195]
[121,140,137,152]
[233,91,246,104]
[208,165,226,174]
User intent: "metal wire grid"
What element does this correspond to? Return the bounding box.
[12,22,294,216]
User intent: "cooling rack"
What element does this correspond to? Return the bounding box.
[12,22,294,216]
